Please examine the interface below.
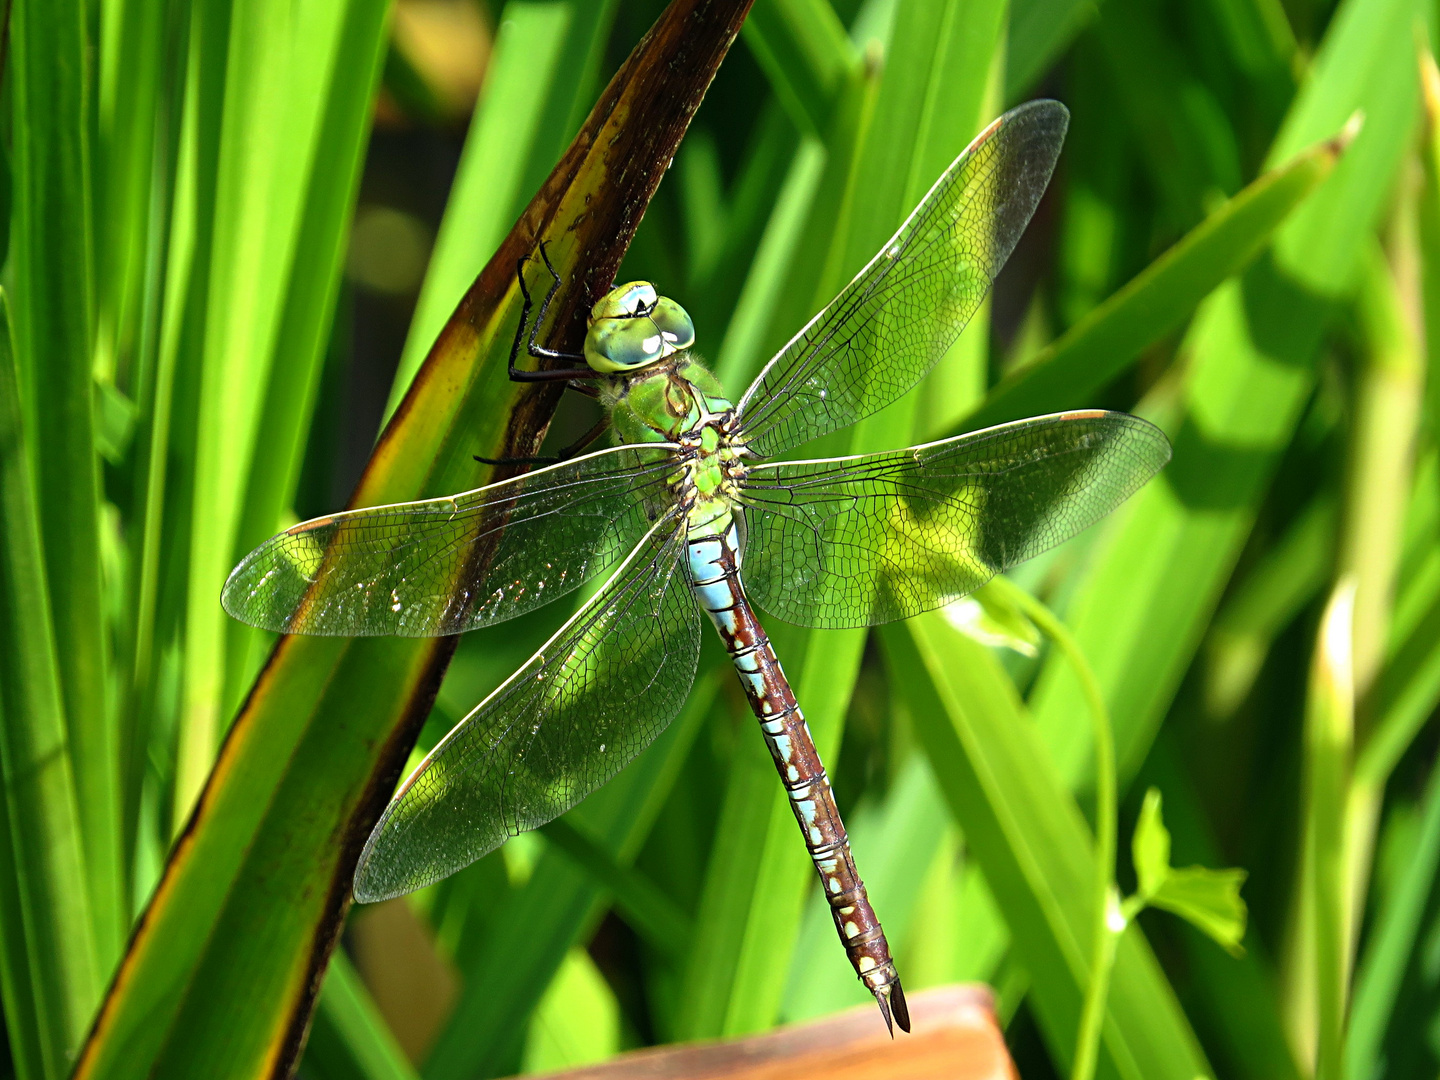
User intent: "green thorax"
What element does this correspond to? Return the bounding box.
[600,353,741,537]
[584,282,742,539]
[599,352,733,443]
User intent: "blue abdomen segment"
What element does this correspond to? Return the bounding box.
[684,528,909,1033]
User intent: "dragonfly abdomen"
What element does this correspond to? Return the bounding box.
[685,526,910,1035]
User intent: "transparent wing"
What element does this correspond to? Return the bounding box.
[734,100,1068,458]
[353,512,699,901]
[222,443,678,637]
[738,411,1170,629]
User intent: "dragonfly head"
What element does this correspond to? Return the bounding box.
[584,281,695,374]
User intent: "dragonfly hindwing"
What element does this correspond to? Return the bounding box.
[737,411,1171,629]
[352,511,699,902]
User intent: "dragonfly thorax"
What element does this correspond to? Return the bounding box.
[673,412,747,539]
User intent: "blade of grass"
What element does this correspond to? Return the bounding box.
[0,764,47,1080]
[11,0,125,969]
[1360,559,1440,790]
[710,134,826,390]
[113,0,189,912]
[1345,754,1440,1080]
[675,103,800,343]
[1096,0,1241,226]
[1006,0,1099,99]
[306,952,420,1080]
[0,291,103,1077]
[1344,243,1425,724]
[95,0,168,392]
[425,670,719,1079]
[124,0,227,873]
[221,0,392,718]
[520,948,620,1074]
[538,817,695,962]
[1335,239,1427,961]
[74,6,756,1077]
[885,612,1212,1080]
[901,823,1012,990]
[1419,43,1440,429]
[177,0,389,820]
[1203,494,1338,719]
[1291,580,1356,1080]
[740,0,855,136]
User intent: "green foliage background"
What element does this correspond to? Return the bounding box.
[0,0,1435,1077]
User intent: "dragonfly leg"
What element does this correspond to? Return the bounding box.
[505,246,599,384]
[474,414,611,467]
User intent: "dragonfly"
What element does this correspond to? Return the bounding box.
[223,99,1170,1034]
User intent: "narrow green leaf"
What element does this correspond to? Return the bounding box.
[178,0,390,818]
[673,692,780,1040]
[1006,0,1098,99]
[539,817,695,961]
[1361,555,1440,788]
[1204,494,1337,718]
[710,135,827,390]
[0,768,47,1080]
[888,613,1211,1080]
[1207,0,1299,81]
[1294,579,1356,1080]
[1096,0,1242,223]
[95,0,169,391]
[11,0,125,969]
[426,670,717,1079]
[740,0,855,136]
[520,948,620,1074]
[963,127,1348,434]
[0,292,103,1077]
[1346,759,1440,1080]
[306,952,419,1080]
[222,0,393,715]
[1342,243,1426,711]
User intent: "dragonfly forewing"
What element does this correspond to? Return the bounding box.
[353,511,699,902]
[222,443,677,637]
[733,100,1069,458]
[738,411,1171,629]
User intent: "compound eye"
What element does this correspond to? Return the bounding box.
[589,281,657,322]
[584,318,665,372]
[583,285,695,373]
[648,297,695,352]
